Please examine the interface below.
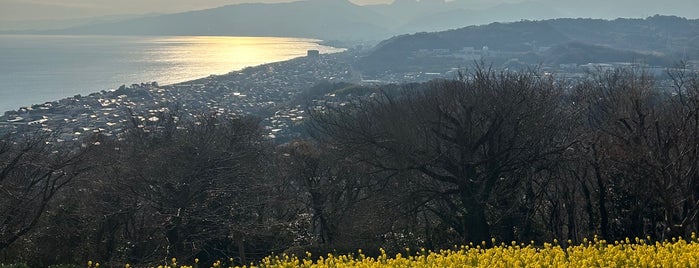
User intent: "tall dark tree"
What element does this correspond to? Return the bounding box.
[276,140,403,253]
[571,67,699,240]
[310,68,572,243]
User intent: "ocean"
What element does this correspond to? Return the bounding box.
[0,35,344,113]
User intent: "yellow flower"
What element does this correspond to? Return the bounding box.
[110,236,699,268]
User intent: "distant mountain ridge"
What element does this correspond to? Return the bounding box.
[14,0,699,41]
[35,0,392,40]
[359,16,699,71]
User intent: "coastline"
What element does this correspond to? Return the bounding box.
[0,47,358,141]
[0,34,346,113]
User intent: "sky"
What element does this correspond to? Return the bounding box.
[0,0,394,20]
[1,0,697,22]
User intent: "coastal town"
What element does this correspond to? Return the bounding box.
[0,50,359,142]
[2,46,698,143]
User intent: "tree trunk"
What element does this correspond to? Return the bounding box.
[236,235,246,265]
[592,163,610,239]
[580,179,596,235]
[461,192,490,243]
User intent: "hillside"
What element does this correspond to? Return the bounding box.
[359,16,699,72]
[542,42,671,66]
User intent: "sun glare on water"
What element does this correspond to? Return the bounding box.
[143,36,345,81]
[0,34,345,112]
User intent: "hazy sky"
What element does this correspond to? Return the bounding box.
[1,0,697,21]
[0,0,394,20]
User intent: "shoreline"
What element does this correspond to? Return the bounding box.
[0,34,347,114]
[0,48,359,140]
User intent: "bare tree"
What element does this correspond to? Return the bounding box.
[309,68,572,243]
[277,140,376,247]
[571,67,699,240]
[0,132,94,251]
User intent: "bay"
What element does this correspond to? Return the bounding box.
[0,35,344,113]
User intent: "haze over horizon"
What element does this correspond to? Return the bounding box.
[2,0,394,20]
[2,0,697,21]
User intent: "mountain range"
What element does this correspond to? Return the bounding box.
[358,15,699,72]
[10,0,699,41]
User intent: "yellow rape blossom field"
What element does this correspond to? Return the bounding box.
[94,234,699,268]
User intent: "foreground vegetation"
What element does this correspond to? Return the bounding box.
[2,66,699,267]
[85,235,699,268]
[251,237,699,268]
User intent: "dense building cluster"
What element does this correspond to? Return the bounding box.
[0,53,356,140]
[2,47,697,142]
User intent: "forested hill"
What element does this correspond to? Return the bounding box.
[362,16,699,70]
